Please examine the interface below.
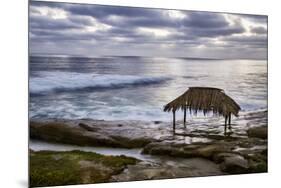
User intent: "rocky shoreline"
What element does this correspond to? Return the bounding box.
[29,110,267,186]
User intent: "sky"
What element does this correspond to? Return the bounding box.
[29,1,268,59]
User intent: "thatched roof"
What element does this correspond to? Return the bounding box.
[164,87,241,117]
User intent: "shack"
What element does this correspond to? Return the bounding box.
[164,87,241,133]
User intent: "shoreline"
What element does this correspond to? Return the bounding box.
[30,110,267,147]
[29,110,267,186]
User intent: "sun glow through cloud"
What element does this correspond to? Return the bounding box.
[84,17,112,32]
[137,27,171,38]
[167,10,186,19]
[35,6,68,19]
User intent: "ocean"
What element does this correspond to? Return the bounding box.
[29,55,267,121]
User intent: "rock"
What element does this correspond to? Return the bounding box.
[142,141,233,160]
[213,152,238,163]
[30,121,155,148]
[220,154,249,174]
[237,137,266,148]
[142,141,200,158]
[248,160,267,173]
[196,144,231,159]
[111,162,173,181]
[261,149,267,156]
[246,150,268,173]
[110,135,154,148]
[142,142,175,155]
[111,158,224,182]
[247,126,267,139]
[78,123,99,132]
[30,121,120,147]
[154,121,162,124]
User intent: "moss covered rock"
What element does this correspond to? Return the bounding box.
[30,150,139,187]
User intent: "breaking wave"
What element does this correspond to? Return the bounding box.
[30,71,171,94]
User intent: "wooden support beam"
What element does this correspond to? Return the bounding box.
[228,113,231,129]
[224,115,227,132]
[183,108,186,128]
[173,110,176,134]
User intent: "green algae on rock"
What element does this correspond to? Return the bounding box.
[30,150,139,187]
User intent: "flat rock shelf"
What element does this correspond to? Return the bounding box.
[29,110,267,187]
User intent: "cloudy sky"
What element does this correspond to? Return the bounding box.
[29,1,267,59]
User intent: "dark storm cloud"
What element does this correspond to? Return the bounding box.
[101,11,244,35]
[31,1,161,21]
[223,35,267,48]
[250,26,267,34]
[30,0,65,9]
[29,1,267,59]
[67,4,160,19]
[183,12,228,28]
[176,24,245,39]
[104,16,178,28]
[30,16,83,30]
[31,29,97,41]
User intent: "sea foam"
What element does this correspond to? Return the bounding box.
[30,71,171,94]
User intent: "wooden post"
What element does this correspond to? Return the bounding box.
[224,115,228,132]
[183,108,186,128]
[228,113,231,129]
[173,110,176,134]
